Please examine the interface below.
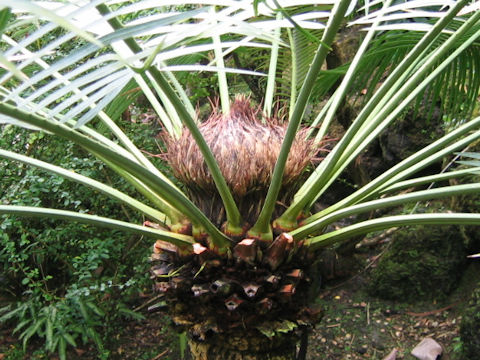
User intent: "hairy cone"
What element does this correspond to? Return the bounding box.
[164,97,316,225]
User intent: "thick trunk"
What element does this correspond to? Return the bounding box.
[150,225,321,360]
[187,328,297,360]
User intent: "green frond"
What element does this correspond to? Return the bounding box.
[307,213,480,250]
[249,0,352,239]
[282,4,480,222]
[343,23,480,123]
[293,183,480,240]
[0,205,194,248]
[0,148,170,224]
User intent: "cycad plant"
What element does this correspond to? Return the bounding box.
[2,0,480,359]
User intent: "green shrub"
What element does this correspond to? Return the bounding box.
[0,120,161,359]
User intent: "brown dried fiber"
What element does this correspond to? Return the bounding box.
[163,97,315,198]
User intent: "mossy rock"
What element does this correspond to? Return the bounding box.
[460,281,480,358]
[368,225,466,302]
[457,194,480,254]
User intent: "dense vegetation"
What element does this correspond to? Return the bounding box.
[0,121,164,358]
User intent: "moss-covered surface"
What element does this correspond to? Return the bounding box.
[368,225,467,302]
[457,194,480,255]
[460,281,480,358]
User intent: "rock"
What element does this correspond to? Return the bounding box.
[383,348,398,360]
[368,224,467,302]
[411,337,443,360]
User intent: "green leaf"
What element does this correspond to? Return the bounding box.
[256,319,298,338]
[0,7,11,34]
[148,69,242,240]
[0,305,25,323]
[257,324,275,338]
[179,333,187,360]
[0,149,170,224]
[13,319,31,334]
[0,0,102,47]
[380,168,480,193]
[62,333,77,348]
[85,302,105,317]
[210,7,230,115]
[253,0,264,16]
[103,79,139,121]
[0,102,228,246]
[308,213,480,250]
[58,337,67,360]
[46,318,53,350]
[0,205,194,247]
[286,0,475,219]
[78,300,90,324]
[271,0,322,46]
[118,307,145,321]
[301,117,480,225]
[457,152,480,160]
[21,317,46,351]
[293,183,480,240]
[457,160,480,167]
[263,12,282,117]
[51,336,60,355]
[250,0,352,239]
[275,320,298,334]
[86,327,102,349]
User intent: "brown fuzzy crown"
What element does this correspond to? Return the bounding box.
[164,97,315,198]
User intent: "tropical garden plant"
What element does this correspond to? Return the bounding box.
[1,0,480,359]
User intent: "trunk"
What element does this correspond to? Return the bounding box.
[150,236,322,360]
[187,328,297,360]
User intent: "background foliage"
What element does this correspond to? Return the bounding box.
[0,118,165,358]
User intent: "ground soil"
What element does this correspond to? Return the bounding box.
[1,249,478,360]
[307,275,466,360]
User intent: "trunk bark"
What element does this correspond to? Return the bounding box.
[187,328,298,360]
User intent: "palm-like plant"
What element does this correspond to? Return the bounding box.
[2,0,480,358]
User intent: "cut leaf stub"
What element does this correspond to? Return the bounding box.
[149,233,322,340]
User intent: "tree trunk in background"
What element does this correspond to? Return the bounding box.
[187,329,297,360]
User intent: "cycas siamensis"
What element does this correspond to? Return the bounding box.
[150,97,324,357]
